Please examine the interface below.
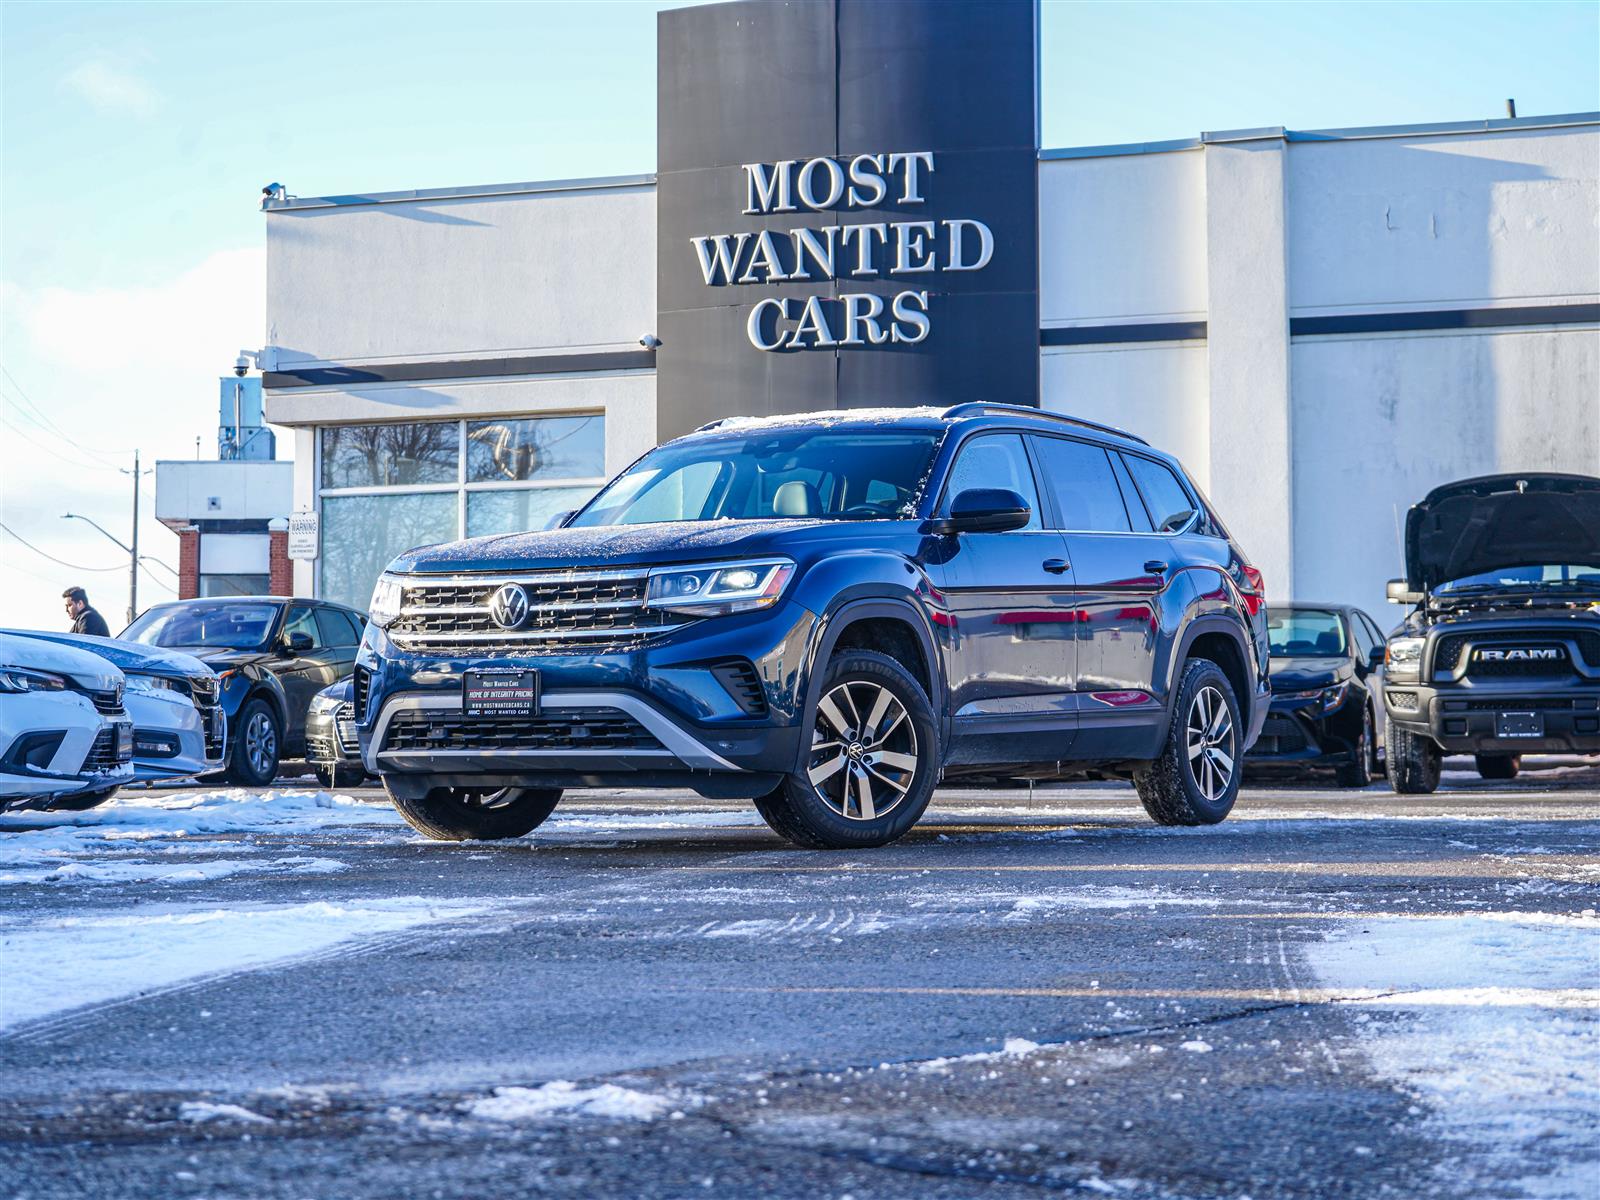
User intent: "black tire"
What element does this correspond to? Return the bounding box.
[753,650,938,850]
[226,698,281,786]
[1335,703,1377,789]
[1387,718,1442,794]
[1475,753,1521,781]
[47,786,119,812]
[386,781,562,841]
[314,762,366,790]
[1135,658,1242,826]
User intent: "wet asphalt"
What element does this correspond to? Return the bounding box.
[2,762,1597,1200]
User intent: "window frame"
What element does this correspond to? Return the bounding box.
[1119,451,1206,537]
[933,430,1048,532]
[1025,433,1140,534]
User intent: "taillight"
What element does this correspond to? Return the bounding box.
[1239,565,1266,616]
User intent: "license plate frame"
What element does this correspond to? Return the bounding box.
[463,668,539,719]
[1494,711,1544,739]
[114,721,134,758]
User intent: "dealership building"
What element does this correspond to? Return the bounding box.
[259,0,1599,620]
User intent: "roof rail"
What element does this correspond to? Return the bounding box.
[939,402,1150,446]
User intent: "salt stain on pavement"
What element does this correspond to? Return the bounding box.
[1306,912,1600,1198]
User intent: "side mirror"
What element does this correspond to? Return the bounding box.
[1368,645,1386,668]
[1386,578,1423,605]
[929,488,1032,536]
[284,631,314,655]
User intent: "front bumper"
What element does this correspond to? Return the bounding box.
[124,691,225,781]
[307,703,363,769]
[1384,680,1600,754]
[1245,693,1360,768]
[1,691,135,808]
[356,603,814,798]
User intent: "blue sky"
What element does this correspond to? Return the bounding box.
[2,0,1597,626]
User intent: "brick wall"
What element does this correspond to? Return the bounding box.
[268,530,293,596]
[177,528,201,599]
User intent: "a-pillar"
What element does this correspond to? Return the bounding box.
[1203,128,1293,599]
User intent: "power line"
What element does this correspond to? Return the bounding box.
[0,412,127,473]
[0,365,132,461]
[0,521,125,572]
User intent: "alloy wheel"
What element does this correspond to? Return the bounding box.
[245,711,277,778]
[460,787,520,809]
[1185,684,1236,802]
[807,680,919,821]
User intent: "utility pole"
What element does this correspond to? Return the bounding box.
[129,450,141,626]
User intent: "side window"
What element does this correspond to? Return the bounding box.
[315,608,358,648]
[941,434,1042,531]
[1358,613,1384,654]
[1348,614,1373,659]
[343,610,368,643]
[283,605,322,648]
[1122,454,1197,534]
[1030,437,1131,532]
[1109,454,1154,532]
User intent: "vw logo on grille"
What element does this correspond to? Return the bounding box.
[488,583,530,630]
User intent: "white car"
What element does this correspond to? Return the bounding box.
[7,630,226,788]
[0,632,134,812]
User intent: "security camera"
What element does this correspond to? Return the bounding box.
[639,334,662,350]
[262,182,284,198]
[234,353,251,377]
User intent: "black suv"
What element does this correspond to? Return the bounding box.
[355,404,1270,848]
[1382,473,1600,792]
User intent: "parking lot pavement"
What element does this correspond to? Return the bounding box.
[2,763,1596,1199]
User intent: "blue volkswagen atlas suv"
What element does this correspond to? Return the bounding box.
[355,404,1271,849]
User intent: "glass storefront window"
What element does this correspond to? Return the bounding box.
[466,416,604,483]
[320,492,458,611]
[321,423,458,488]
[465,486,597,539]
[198,573,270,597]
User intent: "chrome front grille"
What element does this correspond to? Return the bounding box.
[81,728,131,772]
[335,701,359,754]
[88,686,124,714]
[387,570,685,655]
[1434,629,1596,681]
[382,708,662,754]
[188,675,219,706]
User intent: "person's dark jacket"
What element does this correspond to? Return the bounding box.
[71,607,111,637]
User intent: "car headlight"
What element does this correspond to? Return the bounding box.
[644,559,795,617]
[1385,637,1425,679]
[0,667,69,694]
[309,694,341,716]
[1274,681,1350,713]
[368,574,404,628]
[125,674,180,694]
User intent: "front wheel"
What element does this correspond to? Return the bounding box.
[1387,718,1441,794]
[226,699,281,786]
[754,650,938,850]
[47,786,119,812]
[386,782,562,841]
[1135,658,1241,826]
[1335,704,1377,789]
[1475,753,1521,781]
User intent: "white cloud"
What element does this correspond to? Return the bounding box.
[59,60,162,118]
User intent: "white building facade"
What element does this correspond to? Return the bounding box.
[262,110,1599,619]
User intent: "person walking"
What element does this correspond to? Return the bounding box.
[62,586,111,637]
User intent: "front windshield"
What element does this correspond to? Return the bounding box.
[123,603,279,650]
[1437,564,1600,593]
[1267,608,1347,658]
[568,428,942,528]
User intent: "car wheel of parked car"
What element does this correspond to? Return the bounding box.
[386,783,562,841]
[1386,718,1442,794]
[226,698,281,787]
[313,763,366,790]
[1135,658,1241,826]
[46,786,120,812]
[1474,753,1520,781]
[753,650,938,850]
[1335,703,1377,789]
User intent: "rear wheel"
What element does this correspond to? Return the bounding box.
[386,782,562,841]
[47,786,119,812]
[314,762,366,790]
[753,650,938,850]
[1335,703,1377,789]
[1387,718,1441,794]
[1475,753,1521,781]
[1135,658,1241,826]
[226,699,280,786]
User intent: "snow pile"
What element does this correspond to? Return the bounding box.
[915,1037,1042,1074]
[1307,912,1599,1196]
[178,1101,272,1125]
[0,897,489,1031]
[1,855,347,887]
[465,1081,683,1122]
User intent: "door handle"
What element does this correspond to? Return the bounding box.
[1042,558,1071,574]
[1144,560,1169,574]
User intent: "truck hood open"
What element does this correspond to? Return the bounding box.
[1405,473,1600,592]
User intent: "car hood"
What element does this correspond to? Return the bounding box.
[0,630,124,692]
[1406,473,1600,592]
[4,630,214,681]
[316,676,354,702]
[390,519,913,574]
[1269,657,1350,691]
[154,646,277,670]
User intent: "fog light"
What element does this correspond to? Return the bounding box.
[1387,690,1419,712]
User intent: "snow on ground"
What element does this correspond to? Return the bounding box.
[463,1081,686,1122]
[1306,913,1600,1198]
[0,898,491,1031]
